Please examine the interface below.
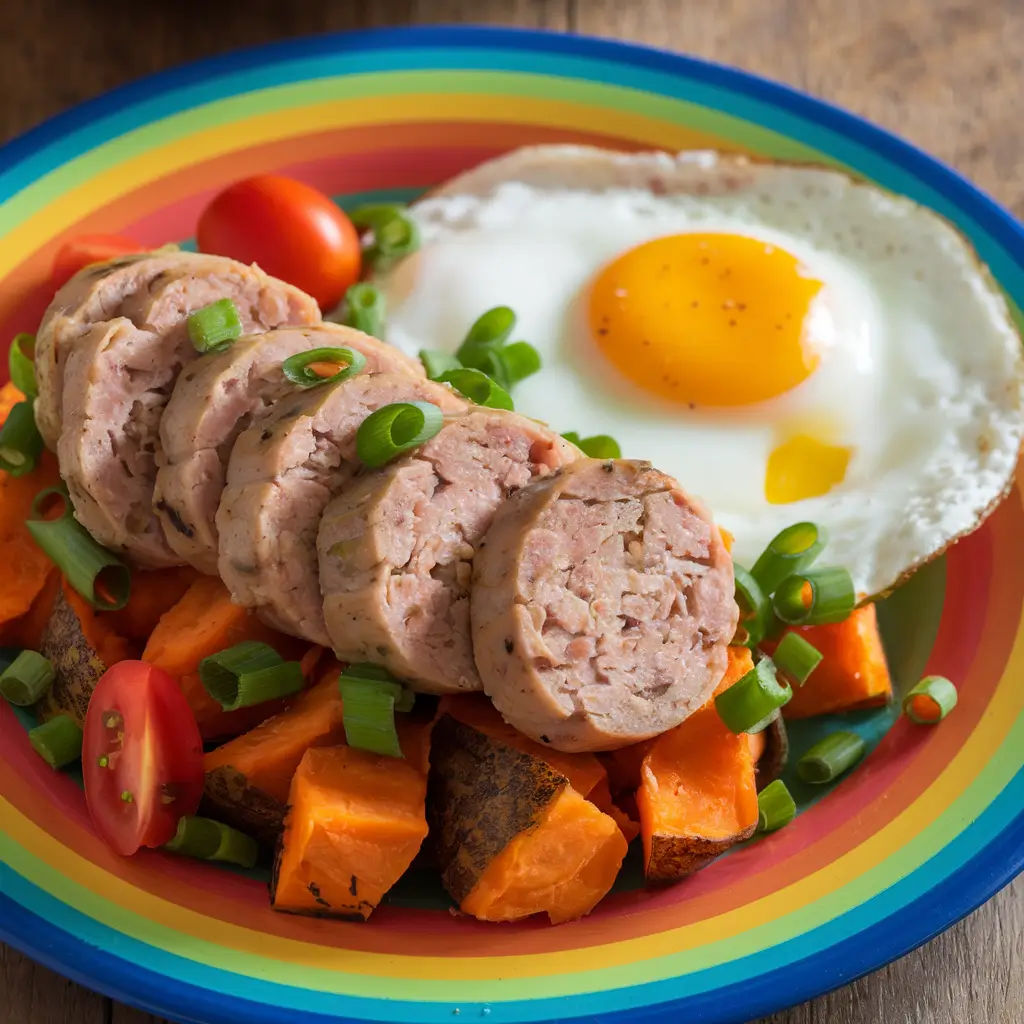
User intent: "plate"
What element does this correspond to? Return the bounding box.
[2,25,1024,1024]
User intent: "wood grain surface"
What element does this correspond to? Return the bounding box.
[1,1,1022,1022]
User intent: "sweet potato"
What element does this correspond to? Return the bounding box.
[587,776,640,843]
[637,702,758,884]
[429,715,627,924]
[1,570,60,650]
[270,742,431,920]
[0,380,22,424]
[772,604,893,718]
[106,565,201,644]
[35,581,131,726]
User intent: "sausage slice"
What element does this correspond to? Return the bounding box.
[216,373,465,644]
[45,252,320,568]
[154,323,422,573]
[318,409,579,693]
[471,459,737,752]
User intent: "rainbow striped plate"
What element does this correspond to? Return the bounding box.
[2,26,1024,1024]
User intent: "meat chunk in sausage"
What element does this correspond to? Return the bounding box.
[318,409,579,694]
[154,323,422,574]
[471,459,737,752]
[216,373,465,644]
[45,252,320,568]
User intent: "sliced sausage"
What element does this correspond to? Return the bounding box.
[154,323,422,573]
[318,409,579,694]
[471,459,737,752]
[217,373,465,644]
[46,253,321,568]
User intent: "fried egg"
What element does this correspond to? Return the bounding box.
[377,147,1024,597]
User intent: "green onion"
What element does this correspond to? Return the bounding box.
[350,203,421,272]
[198,641,304,711]
[0,650,55,706]
[187,298,243,353]
[750,522,828,596]
[498,341,542,385]
[458,307,517,353]
[903,675,958,724]
[460,346,511,390]
[341,282,386,338]
[26,486,131,610]
[437,368,514,410]
[560,432,622,460]
[733,564,769,648]
[562,431,581,446]
[164,816,259,868]
[796,730,866,783]
[420,349,462,380]
[29,715,83,769]
[714,657,791,734]
[772,632,823,686]
[773,566,855,626]
[0,402,44,476]
[9,333,37,397]
[281,347,367,389]
[757,779,797,833]
[356,401,444,468]
[338,664,414,757]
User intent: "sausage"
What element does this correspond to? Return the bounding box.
[216,372,465,644]
[154,323,422,573]
[45,252,321,568]
[318,409,579,694]
[471,459,737,752]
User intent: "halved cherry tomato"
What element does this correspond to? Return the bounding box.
[52,234,145,288]
[196,175,361,310]
[83,661,204,856]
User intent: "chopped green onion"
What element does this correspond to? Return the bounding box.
[460,345,511,390]
[356,401,444,468]
[29,715,83,769]
[0,650,55,706]
[772,632,823,686]
[560,432,622,459]
[498,341,542,385]
[165,815,259,868]
[281,347,367,389]
[796,730,866,783]
[341,282,386,338]
[562,431,581,446]
[350,204,421,272]
[341,662,415,712]
[757,779,796,833]
[26,486,131,610]
[458,307,516,352]
[903,675,957,724]
[750,522,828,596]
[420,349,462,380]
[187,298,243,353]
[714,657,791,734]
[733,564,769,648]
[773,566,855,626]
[437,368,514,410]
[339,664,414,757]
[198,641,304,711]
[0,402,44,476]
[9,333,37,397]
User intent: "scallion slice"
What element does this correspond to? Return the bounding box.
[796,730,866,783]
[733,564,769,648]
[773,566,855,626]
[714,657,791,734]
[757,779,796,833]
[356,401,444,468]
[198,641,304,711]
[460,345,511,390]
[341,282,386,338]
[420,349,462,380]
[750,522,828,596]
[560,432,622,459]
[165,815,259,868]
[458,307,516,353]
[902,675,957,724]
[498,341,542,385]
[562,431,581,446]
[0,402,44,476]
[26,486,132,610]
[187,298,243,353]
[772,632,823,686]
[29,714,83,769]
[0,650,55,706]
[350,203,421,272]
[437,368,514,410]
[338,664,414,757]
[281,347,367,389]
[9,333,37,397]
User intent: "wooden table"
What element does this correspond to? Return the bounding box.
[2,1,1023,1021]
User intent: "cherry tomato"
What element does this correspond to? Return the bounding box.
[52,234,144,288]
[83,661,204,856]
[196,175,361,310]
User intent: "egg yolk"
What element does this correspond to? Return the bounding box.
[589,233,823,406]
[765,435,852,504]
